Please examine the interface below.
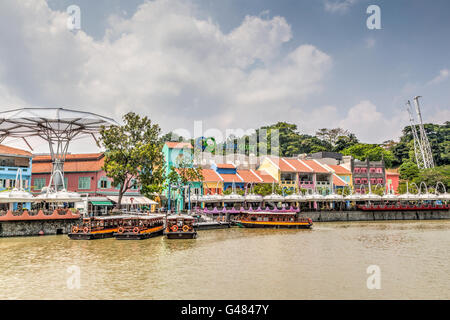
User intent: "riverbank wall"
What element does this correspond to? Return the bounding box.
[0,219,78,237]
[303,210,450,222]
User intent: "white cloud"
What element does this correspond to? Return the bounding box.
[0,0,333,150]
[324,0,358,14]
[338,100,409,143]
[427,68,449,86]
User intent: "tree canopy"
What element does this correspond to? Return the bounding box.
[100,112,165,208]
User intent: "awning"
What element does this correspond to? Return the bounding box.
[106,196,158,205]
[91,201,114,206]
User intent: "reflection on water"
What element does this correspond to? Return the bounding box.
[0,221,449,299]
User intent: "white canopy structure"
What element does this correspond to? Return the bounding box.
[324,193,344,201]
[263,193,285,202]
[0,107,117,189]
[222,193,245,202]
[198,194,224,203]
[106,196,158,205]
[244,193,263,202]
[284,193,305,202]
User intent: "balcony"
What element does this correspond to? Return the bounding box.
[316,181,331,188]
[280,180,296,187]
[0,166,30,174]
[299,181,314,189]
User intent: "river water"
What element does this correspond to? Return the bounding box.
[0,220,449,299]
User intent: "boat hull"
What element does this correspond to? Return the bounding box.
[237,220,312,229]
[68,230,116,240]
[166,231,197,239]
[114,226,164,240]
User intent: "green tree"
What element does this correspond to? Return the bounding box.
[399,160,419,181]
[413,165,450,190]
[100,112,165,209]
[341,143,395,167]
[253,183,283,196]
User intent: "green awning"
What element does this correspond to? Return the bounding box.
[91,201,114,206]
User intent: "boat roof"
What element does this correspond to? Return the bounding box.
[167,214,195,220]
[91,214,164,220]
[242,211,297,215]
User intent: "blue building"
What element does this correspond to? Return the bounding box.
[0,145,33,209]
[211,163,244,191]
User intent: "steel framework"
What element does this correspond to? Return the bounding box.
[0,107,118,189]
[405,97,434,169]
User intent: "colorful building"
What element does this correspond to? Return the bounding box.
[324,164,352,188]
[0,145,33,209]
[31,153,153,213]
[385,169,400,194]
[258,157,345,193]
[211,163,244,191]
[162,141,193,176]
[351,159,386,193]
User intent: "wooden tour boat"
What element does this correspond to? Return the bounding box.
[165,215,197,239]
[68,216,122,240]
[235,211,313,229]
[114,215,165,240]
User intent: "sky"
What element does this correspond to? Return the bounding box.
[0,0,449,154]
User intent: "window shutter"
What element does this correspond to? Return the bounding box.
[107,180,111,189]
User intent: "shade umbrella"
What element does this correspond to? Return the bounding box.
[382,193,399,201]
[222,193,245,202]
[263,193,285,202]
[324,193,344,201]
[284,193,305,202]
[397,193,420,201]
[35,189,82,203]
[244,193,263,202]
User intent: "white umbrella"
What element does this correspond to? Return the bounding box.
[263,193,285,202]
[0,188,36,203]
[418,193,438,201]
[344,193,364,201]
[35,189,82,202]
[324,193,344,201]
[361,193,382,201]
[304,193,324,201]
[199,194,224,203]
[222,193,245,202]
[397,193,420,201]
[284,193,305,202]
[245,193,263,202]
[435,193,450,201]
[382,193,399,201]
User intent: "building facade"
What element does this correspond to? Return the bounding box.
[0,145,33,209]
[258,157,346,193]
[385,169,400,194]
[350,159,386,193]
[31,153,150,213]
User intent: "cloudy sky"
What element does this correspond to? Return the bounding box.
[0,0,449,153]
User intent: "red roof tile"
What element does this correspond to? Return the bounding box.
[0,144,32,157]
[267,157,297,172]
[237,169,262,183]
[254,170,277,183]
[328,164,351,175]
[219,173,243,183]
[199,169,223,182]
[165,142,193,149]
[283,158,313,172]
[32,153,104,173]
[333,174,347,186]
[302,160,330,173]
